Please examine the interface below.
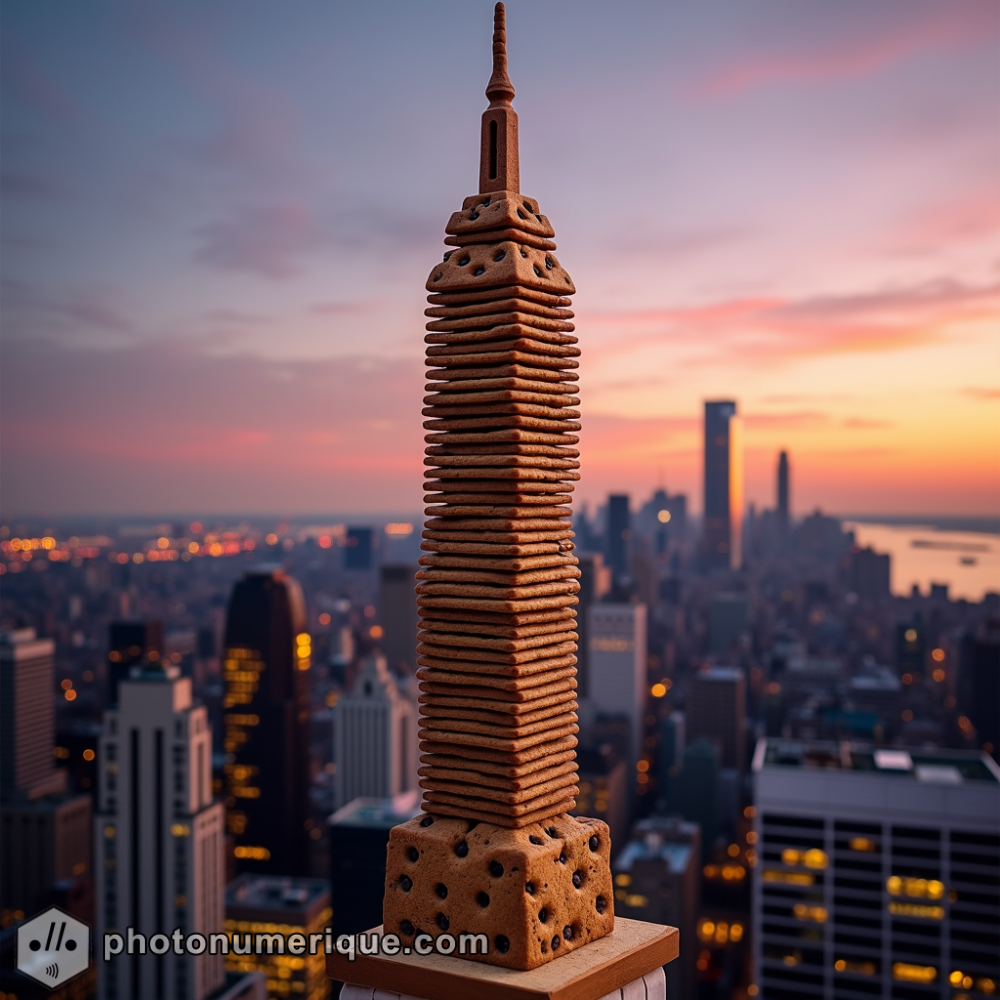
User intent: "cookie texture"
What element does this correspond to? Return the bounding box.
[383,813,614,971]
[380,2,612,970]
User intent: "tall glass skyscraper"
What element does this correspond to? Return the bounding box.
[702,400,743,571]
[222,569,311,877]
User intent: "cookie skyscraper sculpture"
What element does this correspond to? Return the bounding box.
[382,4,614,970]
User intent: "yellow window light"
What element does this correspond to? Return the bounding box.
[792,904,828,923]
[849,837,876,852]
[762,869,814,886]
[892,963,936,984]
[886,876,944,899]
[614,873,631,887]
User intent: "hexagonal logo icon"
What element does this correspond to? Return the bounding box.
[17,906,90,988]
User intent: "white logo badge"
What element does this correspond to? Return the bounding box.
[16,906,90,989]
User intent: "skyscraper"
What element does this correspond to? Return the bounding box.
[222,569,311,876]
[587,602,648,766]
[752,739,1000,1000]
[606,493,631,580]
[95,663,225,1000]
[377,564,418,671]
[776,450,790,541]
[1,628,65,800]
[702,400,743,571]
[333,653,417,810]
[1,628,92,922]
[687,666,746,772]
[107,620,164,704]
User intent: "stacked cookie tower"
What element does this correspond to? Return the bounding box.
[416,3,580,830]
[383,4,614,971]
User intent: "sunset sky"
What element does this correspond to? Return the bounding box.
[2,1,997,518]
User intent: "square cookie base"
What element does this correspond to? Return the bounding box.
[382,813,613,970]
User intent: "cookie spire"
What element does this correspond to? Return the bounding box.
[479,2,519,194]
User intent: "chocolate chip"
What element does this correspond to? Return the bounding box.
[436,883,448,899]
[596,896,607,914]
[533,264,543,277]
[493,250,506,261]
[563,925,574,941]
[400,876,412,892]
[538,907,547,923]
[407,847,419,862]
[400,920,414,936]
[589,835,599,850]
[420,816,434,827]
[517,209,526,219]
[474,267,485,276]
[458,257,470,267]
[469,210,480,220]
[552,935,561,949]
[437,913,449,931]
[477,891,490,908]
[558,853,568,865]
[572,871,583,888]
[495,935,510,954]
[489,860,504,878]
[546,827,557,838]
[525,882,535,895]
[455,841,469,858]
[529,836,543,845]
[545,256,554,270]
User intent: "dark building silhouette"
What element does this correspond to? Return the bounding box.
[701,400,742,571]
[851,545,891,601]
[776,450,790,540]
[959,622,1000,759]
[895,620,925,677]
[107,620,164,703]
[378,565,418,671]
[575,553,611,699]
[668,738,720,844]
[605,494,631,580]
[327,795,421,939]
[1,628,92,924]
[344,527,373,570]
[222,569,311,876]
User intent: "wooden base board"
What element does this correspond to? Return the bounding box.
[326,918,677,1000]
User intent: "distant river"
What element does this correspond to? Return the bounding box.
[844,521,1000,602]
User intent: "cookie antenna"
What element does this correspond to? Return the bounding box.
[479,2,519,193]
[486,2,515,105]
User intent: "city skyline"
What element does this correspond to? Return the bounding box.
[2,1,998,516]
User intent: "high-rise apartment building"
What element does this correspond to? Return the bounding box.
[605,494,631,580]
[1,628,65,800]
[708,592,749,655]
[613,817,701,1000]
[327,792,421,939]
[1,628,93,924]
[344,528,373,571]
[222,570,311,876]
[377,565,418,671]
[107,620,164,703]
[333,653,418,810]
[687,666,746,772]
[851,547,891,602]
[752,739,1000,1000]
[224,875,331,1000]
[702,400,743,571]
[587,603,648,765]
[575,553,611,699]
[95,663,225,1000]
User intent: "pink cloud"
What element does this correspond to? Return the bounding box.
[583,276,998,368]
[961,386,1000,401]
[884,186,1000,255]
[694,6,996,99]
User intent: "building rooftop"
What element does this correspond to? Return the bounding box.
[225,874,330,917]
[754,738,1000,784]
[327,790,421,829]
[615,838,694,877]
